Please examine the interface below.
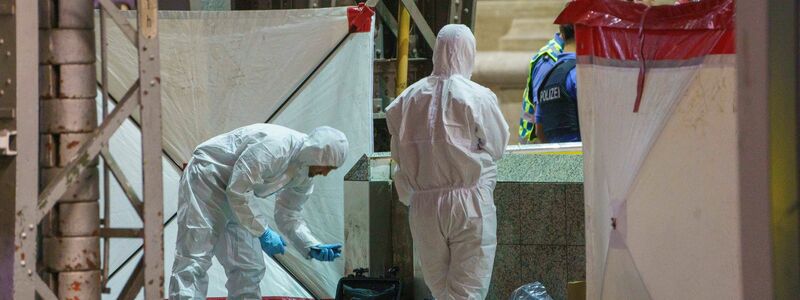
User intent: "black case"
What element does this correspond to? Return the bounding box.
[334,268,402,300]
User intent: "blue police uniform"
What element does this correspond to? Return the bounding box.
[534,53,579,143]
[518,33,565,144]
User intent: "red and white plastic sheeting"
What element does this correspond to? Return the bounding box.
[557,1,741,299]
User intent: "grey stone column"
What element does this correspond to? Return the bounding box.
[39,1,101,299]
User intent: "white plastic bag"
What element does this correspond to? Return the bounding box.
[508,282,554,300]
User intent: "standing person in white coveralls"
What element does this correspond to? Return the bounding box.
[169,124,348,299]
[386,24,510,300]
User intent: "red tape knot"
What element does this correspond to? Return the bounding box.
[347,3,375,33]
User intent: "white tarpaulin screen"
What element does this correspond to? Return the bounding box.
[96,7,374,299]
[97,9,350,166]
[557,0,741,299]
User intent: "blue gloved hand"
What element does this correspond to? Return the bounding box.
[259,229,287,256]
[309,244,342,262]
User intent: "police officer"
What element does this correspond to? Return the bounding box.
[534,24,579,143]
[518,25,570,144]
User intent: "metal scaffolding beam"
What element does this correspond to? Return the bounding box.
[399,0,435,49]
[136,1,165,297]
[0,0,165,298]
[0,0,40,298]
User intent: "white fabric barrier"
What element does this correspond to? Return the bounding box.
[96,7,373,299]
[557,0,740,299]
[580,58,739,299]
[96,9,350,166]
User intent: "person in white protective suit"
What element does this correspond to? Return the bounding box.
[385,24,510,300]
[169,124,348,299]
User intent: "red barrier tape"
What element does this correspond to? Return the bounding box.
[555,0,735,112]
[347,3,375,33]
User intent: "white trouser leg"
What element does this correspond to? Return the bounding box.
[216,222,267,299]
[410,188,497,300]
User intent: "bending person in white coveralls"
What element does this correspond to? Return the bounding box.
[169,124,348,299]
[386,24,510,300]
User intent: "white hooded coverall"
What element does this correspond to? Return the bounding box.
[385,24,510,300]
[168,124,348,299]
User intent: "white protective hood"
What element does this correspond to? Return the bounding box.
[431,24,475,79]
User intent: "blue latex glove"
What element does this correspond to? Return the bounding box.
[259,229,287,256]
[309,244,342,262]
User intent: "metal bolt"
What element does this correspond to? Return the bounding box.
[5,51,10,57]
[464,8,470,14]
[149,80,156,87]
[20,232,26,239]
[454,0,460,5]
[0,38,4,44]
[149,55,155,61]
[5,78,10,85]
[0,90,4,96]
[28,224,34,231]
[454,15,460,21]
[27,269,32,276]
[20,260,26,267]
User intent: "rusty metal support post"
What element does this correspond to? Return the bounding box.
[137,0,165,298]
[39,0,101,299]
[0,0,41,298]
[99,7,112,293]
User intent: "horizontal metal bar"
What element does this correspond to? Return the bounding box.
[97,0,137,45]
[505,142,584,154]
[399,0,436,49]
[369,142,584,159]
[0,129,16,156]
[34,274,58,300]
[0,107,15,119]
[100,228,143,238]
[100,148,144,218]
[36,81,140,223]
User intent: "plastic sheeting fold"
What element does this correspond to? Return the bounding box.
[96,8,373,299]
[557,1,741,299]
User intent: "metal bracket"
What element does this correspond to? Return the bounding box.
[0,107,14,119]
[450,0,464,24]
[0,129,16,156]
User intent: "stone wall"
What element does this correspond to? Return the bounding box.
[489,183,584,300]
[345,153,586,300]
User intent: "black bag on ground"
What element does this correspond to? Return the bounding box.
[335,267,402,300]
